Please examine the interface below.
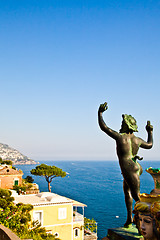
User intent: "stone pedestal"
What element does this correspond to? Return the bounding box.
[104,225,142,240]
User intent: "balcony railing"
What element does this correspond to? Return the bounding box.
[73,211,84,222]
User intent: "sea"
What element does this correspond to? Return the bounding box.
[15,160,160,240]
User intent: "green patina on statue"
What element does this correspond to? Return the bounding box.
[98,102,153,227]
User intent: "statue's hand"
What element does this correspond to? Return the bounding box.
[98,102,108,113]
[146,121,153,132]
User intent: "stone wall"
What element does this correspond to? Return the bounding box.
[0,224,21,240]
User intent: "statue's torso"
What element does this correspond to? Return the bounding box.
[116,133,142,176]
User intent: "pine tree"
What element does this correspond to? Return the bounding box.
[31,164,67,192]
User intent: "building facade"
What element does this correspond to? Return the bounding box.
[0,165,23,189]
[13,192,86,240]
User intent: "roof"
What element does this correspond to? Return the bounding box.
[13,192,87,207]
[72,200,87,207]
[0,165,23,175]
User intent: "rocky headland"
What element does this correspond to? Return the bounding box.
[0,143,38,165]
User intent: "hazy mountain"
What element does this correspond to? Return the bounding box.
[0,143,38,165]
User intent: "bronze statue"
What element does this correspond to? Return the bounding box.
[98,102,153,227]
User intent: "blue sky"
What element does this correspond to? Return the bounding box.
[0,0,160,161]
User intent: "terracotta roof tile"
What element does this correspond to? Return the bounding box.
[0,166,23,175]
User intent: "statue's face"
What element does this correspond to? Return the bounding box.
[119,120,129,133]
[139,213,155,240]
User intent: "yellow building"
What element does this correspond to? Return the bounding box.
[13,192,86,240]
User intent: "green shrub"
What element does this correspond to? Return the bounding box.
[84,217,97,233]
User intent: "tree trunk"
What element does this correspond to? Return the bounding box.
[48,182,51,192]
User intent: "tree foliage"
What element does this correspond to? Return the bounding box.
[0,188,14,209]
[0,188,33,236]
[20,221,60,240]
[84,217,97,233]
[25,175,34,183]
[2,160,13,165]
[13,178,35,194]
[13,185,27,194]
[0,158,13,165]
[31,164,67,192]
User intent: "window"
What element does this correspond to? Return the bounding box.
[58,208,67,219]
[74,228,79,237]
[14,180,19,186]
[33,211,43,225]
[14,178,19,186]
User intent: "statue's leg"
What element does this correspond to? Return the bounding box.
[130,174,140,202]
[123,180,133,227]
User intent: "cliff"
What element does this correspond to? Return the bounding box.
[0,143,38,165]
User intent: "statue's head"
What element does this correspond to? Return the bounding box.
[133,200,160,240]
[119,114,138,133]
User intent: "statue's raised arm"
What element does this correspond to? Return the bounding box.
[98,102,120,140]
[139,120,153,149]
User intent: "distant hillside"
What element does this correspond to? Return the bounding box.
[0,143,38,165]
